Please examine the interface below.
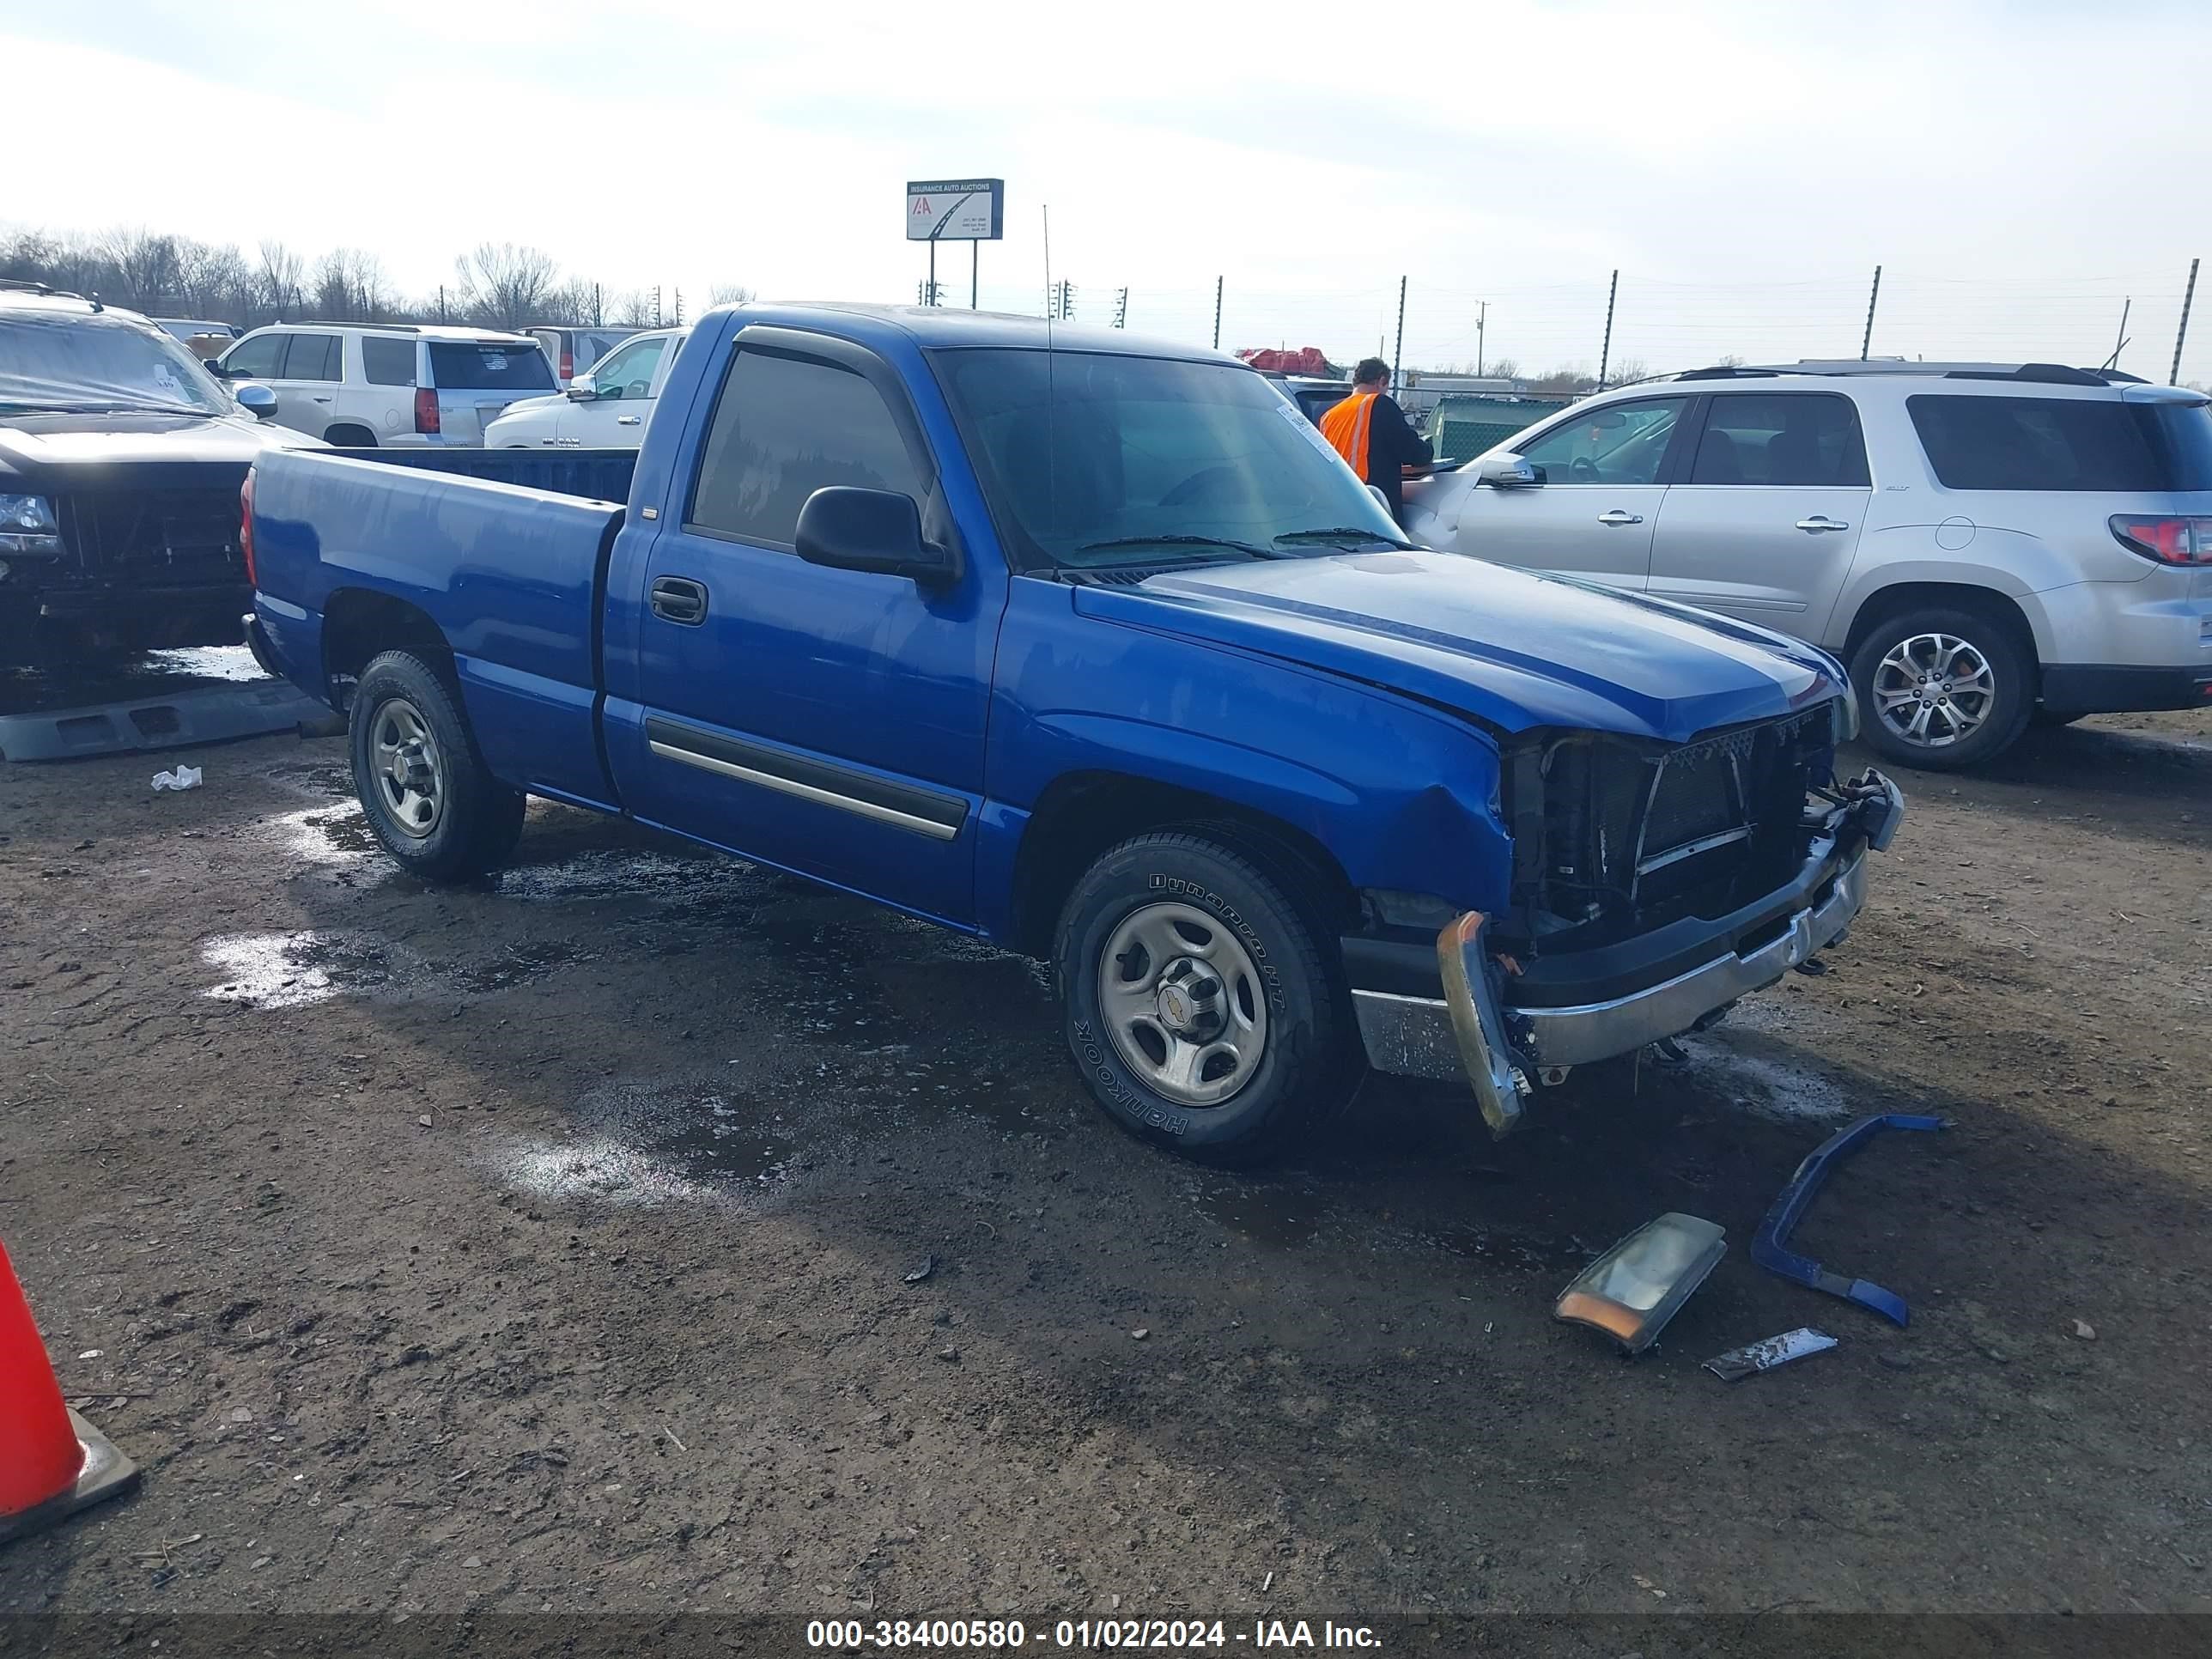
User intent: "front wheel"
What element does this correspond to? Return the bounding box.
[1054,832,1357,1163]
[349,650,526,881]
[1849,606,2033,771]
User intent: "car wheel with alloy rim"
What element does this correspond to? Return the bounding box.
[1849,605,2032,772]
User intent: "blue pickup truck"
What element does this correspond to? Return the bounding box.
[243,303,1902,1158]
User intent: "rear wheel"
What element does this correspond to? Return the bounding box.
[349,650,526,880]
[1850,605,2033,771]
[1054,832,1357,1163]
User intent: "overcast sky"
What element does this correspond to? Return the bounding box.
[7,0,2208,380]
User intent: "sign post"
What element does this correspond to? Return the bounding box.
[907,179,1005,308]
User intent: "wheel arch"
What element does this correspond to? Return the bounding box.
[1842,580,2044,672]
[1007,771,1359,960]
[320,588,454,702]
[322,422,378,447]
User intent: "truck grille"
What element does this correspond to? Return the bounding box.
[63,487,245,585]
[1528,708,1832,927]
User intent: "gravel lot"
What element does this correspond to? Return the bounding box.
[2,669,2209,1624]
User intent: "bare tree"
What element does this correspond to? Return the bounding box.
[310,248,391,321]
[612,288,659,328]
[258,240,303,319]
[708,283,754,308]
[176,240,254,319]
[453,242,560,330]
[101,226,180,310]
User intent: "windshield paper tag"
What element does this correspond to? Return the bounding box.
[1277,400,1355,470]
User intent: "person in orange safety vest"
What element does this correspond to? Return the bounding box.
[1318,357,1432,522]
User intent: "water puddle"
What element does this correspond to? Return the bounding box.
[1675,1031,1850,1121]
[143,646,267,684]
[493,848,771,906]
[199,929,397,1010]
[1194,1181,1329,1249]
[483,1078,805,1211]
[266,800,386,872]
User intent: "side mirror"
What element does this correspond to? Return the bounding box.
[565,373,599,401]
[1476,452,1538,488]
[795,487,955,586]
[234,383,279,422]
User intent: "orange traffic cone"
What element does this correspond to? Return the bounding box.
[0,1240,137,1546]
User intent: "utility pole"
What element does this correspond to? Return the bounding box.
[1050,279,1073,321]
[1860,264,1882,361]
[1212,276,1223,351]
[1391,275,1407,387]
[2172,257,2200,386]
[1112,288,1128,329]
[653,285,663,328]
[1475,300,1486,378]
[437,283,447,325]
[673,289,684,326]
[1596,269,1619,391]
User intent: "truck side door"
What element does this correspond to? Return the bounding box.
[606,326,1000,926]
[1647,392,1871,629]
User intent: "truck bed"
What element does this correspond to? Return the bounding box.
[249,445,633,809]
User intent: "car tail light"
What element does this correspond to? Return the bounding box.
[239,471,257,587]
[560,347,574,382]
[2110,514,2212,565]
[414,387,441,435]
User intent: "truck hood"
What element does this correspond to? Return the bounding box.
[1073,550,1844,742]
[0,410,322,485]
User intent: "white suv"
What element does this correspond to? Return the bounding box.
[214,323,558,447]
[1404,361,2212,769]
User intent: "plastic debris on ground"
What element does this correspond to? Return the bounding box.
[1751,1111,1949,1326]
[1703,1327,1838,1382]
[150,766,204,792]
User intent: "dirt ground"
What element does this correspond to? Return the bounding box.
[2,665,2209,1627]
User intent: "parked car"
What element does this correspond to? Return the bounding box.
[526,325,642,388]
[0,289,320,665]
[1271,374,1352,427]
[215,323,556,447]
[244,303,1899,1158]
[1403,361,2212,769]
[486,328,687,450]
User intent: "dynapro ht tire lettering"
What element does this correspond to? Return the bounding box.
[349,650,527,882]
[1054,832,1357,1162]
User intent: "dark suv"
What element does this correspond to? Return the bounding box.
[0,286,321,665]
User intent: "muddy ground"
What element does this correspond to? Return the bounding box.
[2,658,2209,1627]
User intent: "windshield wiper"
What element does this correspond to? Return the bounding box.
[0,401,207,417]
[1073,534,1288,561]
[1272,526,1417,550]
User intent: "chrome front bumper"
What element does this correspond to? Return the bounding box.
[1352,801,1888,1134]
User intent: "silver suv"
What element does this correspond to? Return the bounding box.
[214,323,556,447]
[1403,361,2212,769]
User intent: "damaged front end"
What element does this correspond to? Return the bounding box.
[1353,698,1903,1133]
[0,479,250,665]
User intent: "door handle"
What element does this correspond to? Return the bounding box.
[1796,516,1851,533]
[1596,509,1644,526]
[648,576,708,626]
[313,396,332,404]
[617,415,641,426]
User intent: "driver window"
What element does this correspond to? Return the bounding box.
[589,336,667,401]
[1517,396,1687,484]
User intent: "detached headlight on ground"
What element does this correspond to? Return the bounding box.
[0,494,61,555]
[1554,1212,1727,1354]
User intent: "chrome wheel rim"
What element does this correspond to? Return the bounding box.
[368,697,443,838]
[1870,631,1996,749]
[1096,901,1267,1108]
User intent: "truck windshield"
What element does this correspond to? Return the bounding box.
[0,313,232,416]
[936,349,1406,570]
